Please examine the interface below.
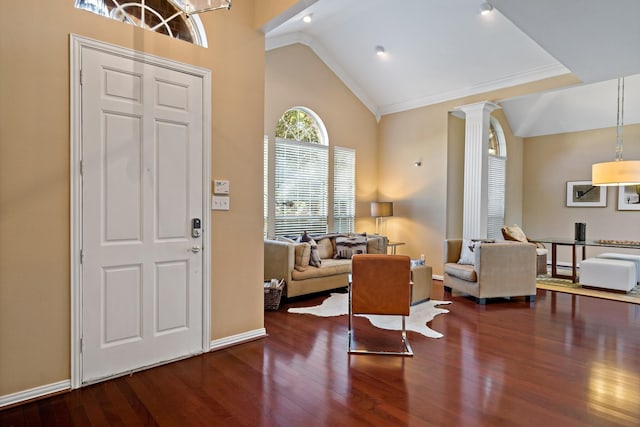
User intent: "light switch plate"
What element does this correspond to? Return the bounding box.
[212,196,230,211]
[213,179,230,194]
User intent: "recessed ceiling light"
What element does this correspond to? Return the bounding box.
[480,2,494,15]
[375,45,386,56]
[302,14,312,23]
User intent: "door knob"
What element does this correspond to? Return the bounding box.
[191,245,201,253]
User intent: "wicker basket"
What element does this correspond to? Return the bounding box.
[264,279,285,310]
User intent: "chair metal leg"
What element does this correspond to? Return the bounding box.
[348,314,414,356]
[400,316,413,356]
[348,285,354,353]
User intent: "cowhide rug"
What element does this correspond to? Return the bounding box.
[288,293,451,338]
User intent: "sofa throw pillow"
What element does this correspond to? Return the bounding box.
[316,238,333,259]
[294,243,311,267]
[457,239,479,265]
[502,225,528,243]
[307,238,322,268]
[335,235,367,259]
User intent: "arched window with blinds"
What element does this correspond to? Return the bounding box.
[265,107,355,238]
[487,117,507,239]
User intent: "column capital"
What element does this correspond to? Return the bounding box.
[452,101,501,117]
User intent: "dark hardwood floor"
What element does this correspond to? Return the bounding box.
[3,281,640,426]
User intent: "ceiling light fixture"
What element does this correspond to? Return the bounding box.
[592,77,640,186]
[175,0,231,16]
[480,2,494,15]
[375,45,386,56]
[302,14,312,23]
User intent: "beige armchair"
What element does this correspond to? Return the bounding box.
[443,239,537,305]
[501,225,548,275]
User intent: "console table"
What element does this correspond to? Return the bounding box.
[534,238,640,283]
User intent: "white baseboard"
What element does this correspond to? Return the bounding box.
[2,329,266,408]
[210,328,267,351]
[0,380,70,409]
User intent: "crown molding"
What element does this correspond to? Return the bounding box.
[379,63,570,116]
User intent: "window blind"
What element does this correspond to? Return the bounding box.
[487,155,506,239]
[263,135,269,238]
[333,146,355,233]
[274,138,328,236]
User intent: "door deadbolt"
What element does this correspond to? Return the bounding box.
[191,218,201,238]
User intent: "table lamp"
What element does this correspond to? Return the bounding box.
[371,201,393,235]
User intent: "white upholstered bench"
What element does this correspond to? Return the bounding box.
[596,253,640,284]
[579,258,636,292]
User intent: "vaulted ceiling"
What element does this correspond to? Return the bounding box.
[264,0,640,137]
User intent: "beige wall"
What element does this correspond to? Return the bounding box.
[0,0,290,398]
[379,74,580,275]
[264,44,379,233]
[254,0,300,29]
[446,115,466,240]
[523,124,640,263]
[379,104,450,269]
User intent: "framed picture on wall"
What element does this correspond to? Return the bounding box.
[566,180,607,207]
[618,185,640,210]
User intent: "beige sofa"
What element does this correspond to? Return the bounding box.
[264,235,388,298]
[443,239,537,304]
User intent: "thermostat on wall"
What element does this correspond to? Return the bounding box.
[213,179,230,194]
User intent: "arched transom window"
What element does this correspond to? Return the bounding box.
[75,0,208,46]
[275,108,326,144]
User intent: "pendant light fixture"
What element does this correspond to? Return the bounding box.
[173,0,231,16]
[592,77,640,186]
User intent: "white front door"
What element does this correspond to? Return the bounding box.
[80,46,205,383]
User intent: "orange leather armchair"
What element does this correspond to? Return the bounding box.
[349,254,413,356]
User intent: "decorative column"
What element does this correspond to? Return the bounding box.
[453,101,500,240]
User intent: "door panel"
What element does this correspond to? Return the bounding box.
[104,113,142,242]
[103,265,142,345]
[81,47,203,383]
[156,261,188,333]
[156,122,188,239]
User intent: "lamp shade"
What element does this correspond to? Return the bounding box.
[371,202,393,217]
[592,160,640,186]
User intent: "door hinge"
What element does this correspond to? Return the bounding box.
[80,338,84,353]
[79,160,84,176]
[80,69,83,86]
[80,249,84,264]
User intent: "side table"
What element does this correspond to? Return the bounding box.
[388,241,405,255]
[411,264,432,305]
